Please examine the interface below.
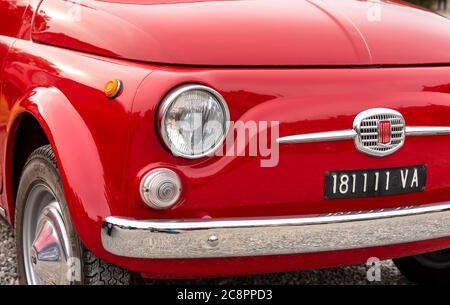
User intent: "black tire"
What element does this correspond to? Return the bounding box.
[15,144,131,285]
[393,249,450,285]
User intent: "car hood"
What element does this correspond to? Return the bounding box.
[32,0,450,66]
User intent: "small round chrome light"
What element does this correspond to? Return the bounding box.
[158,84,230,159]
[140,169,182,209]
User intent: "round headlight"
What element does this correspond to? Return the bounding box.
[158,84,230,158]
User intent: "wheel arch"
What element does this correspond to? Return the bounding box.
[5,111,50,225]
[5,86,113,257]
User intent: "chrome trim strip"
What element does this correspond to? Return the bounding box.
[276,130,356,144]
[277,126,450,144]
[105,203,450,231]
[405,126,450,137]
[102,203,450,259]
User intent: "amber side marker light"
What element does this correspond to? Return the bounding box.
[104,79,123,99]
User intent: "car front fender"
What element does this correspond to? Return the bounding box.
[6,87,117,256]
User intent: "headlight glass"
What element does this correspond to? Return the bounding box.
[159,85,229,158]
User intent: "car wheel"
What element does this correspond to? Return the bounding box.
[15,144,131,285]
[393,249,450,285]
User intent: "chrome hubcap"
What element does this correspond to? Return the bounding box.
[23,184,72,285]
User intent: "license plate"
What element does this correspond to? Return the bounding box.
[324,165,427,200]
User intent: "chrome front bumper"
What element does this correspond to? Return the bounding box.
[101,203,450,259]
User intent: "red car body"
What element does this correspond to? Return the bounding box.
[1,0,450,279]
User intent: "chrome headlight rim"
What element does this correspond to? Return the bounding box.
[158,83,230,159]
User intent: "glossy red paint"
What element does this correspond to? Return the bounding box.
[0,0,449,278]
[31,0,450,66]
[128,65,450,221]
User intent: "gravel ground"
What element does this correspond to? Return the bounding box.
[0,217,18,285]
[0,216,411,285]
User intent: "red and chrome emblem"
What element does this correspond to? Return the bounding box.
[378,120,391,145]
[353,108,406,157]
